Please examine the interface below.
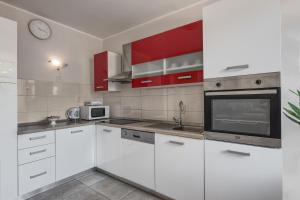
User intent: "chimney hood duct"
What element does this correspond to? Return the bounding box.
[108,43,132,83]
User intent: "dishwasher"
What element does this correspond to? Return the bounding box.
[120,129,155,190]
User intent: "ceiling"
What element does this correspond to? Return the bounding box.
[1,0,207,39]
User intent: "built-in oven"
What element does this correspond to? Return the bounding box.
[204,72,281,148]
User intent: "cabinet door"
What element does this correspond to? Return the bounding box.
[203,0,281,79]
[56,125,95,181]
[96,126,122,176]
[155,134,204,200]
[94,52,108,91]
[0,17,17,83]
[163,70,203,85]
[205,140,282,200]
[132,21,203,65]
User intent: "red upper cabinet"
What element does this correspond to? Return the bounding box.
[94,51,121,91]
[132,21,203,65]
[94,52,108,91]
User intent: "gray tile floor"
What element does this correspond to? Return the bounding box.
[28,171,163,200]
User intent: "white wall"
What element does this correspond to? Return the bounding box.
[0,1,103,84]
[103,0,217,53]
[281,0,300,199]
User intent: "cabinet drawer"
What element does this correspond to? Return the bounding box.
[18,131,55,149]
[163,70,203,85]
[18,144,55,165]
[132,76,163,88]
[18,157,55,195]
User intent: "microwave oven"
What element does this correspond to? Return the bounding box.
[80,106,109,120]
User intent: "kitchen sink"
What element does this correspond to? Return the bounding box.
[145,123,203,133]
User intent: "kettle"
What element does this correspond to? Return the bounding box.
[66,107,80,120]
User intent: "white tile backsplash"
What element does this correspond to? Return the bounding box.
[18,79,204,125]
[17,79,103,123]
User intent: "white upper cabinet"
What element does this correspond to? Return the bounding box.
[203,0,281,79]
[0,17,17,83]
[205,140,282,200]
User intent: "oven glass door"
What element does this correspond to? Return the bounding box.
[91,107,106,118]
[204,89,281,139]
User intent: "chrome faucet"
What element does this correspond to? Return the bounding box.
[173,100,185,130]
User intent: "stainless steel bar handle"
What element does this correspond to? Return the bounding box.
[103,129,112,133]
[30,149,47,155]
[71,130,83,134]
[225,150,251,156]
[103,79,108,82]
[169,140,185,146]
[225,64,249,71]
[30,171,47,179]
[177,75,192,80]
[29,135,46,141]
[96,86,104,89]
[141,80,152,84]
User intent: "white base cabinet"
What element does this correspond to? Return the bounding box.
[96,126,122,176]
[18,131,56,196]
[18,157,55,195]
[203,0,281,79]
[155,134,204,200]
[56,125,95,181]
[205,140,282,200]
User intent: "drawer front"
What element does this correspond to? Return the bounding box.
[18,144,55,165]
[132,76,163,88]
[18,157,55,195]
[18,131,55,149]
[163,70,204,85]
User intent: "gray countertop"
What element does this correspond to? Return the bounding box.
[18,120,95,135]
[18,119,204,140]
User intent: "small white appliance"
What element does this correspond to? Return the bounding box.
[66,107,80,120]
[80,105,109,120]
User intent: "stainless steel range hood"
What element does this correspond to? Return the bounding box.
[108,43,132,83]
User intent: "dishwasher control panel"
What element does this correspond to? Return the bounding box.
[121,129,155,144]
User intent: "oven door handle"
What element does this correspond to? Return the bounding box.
[205,89,278,96]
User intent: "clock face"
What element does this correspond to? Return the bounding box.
[28,19,52,40]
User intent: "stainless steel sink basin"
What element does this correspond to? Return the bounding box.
[145,123,203,133]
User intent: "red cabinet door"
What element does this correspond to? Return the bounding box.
[94,52,108,91]
[132,76,164,88]
[163,70,204,85]
[132,21,203,65]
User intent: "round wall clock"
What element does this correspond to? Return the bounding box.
[28,19,52,40]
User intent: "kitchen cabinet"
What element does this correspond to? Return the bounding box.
[18,131,56,195]
[56,125,95,181]
[94,51,121,91]
[131,21,204,88]
[203,0,281,79]
[205,140,282,200]
[155,134,204,200]
[132,21,203,65]
[96,126,122,176]
[120,129,155,190]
